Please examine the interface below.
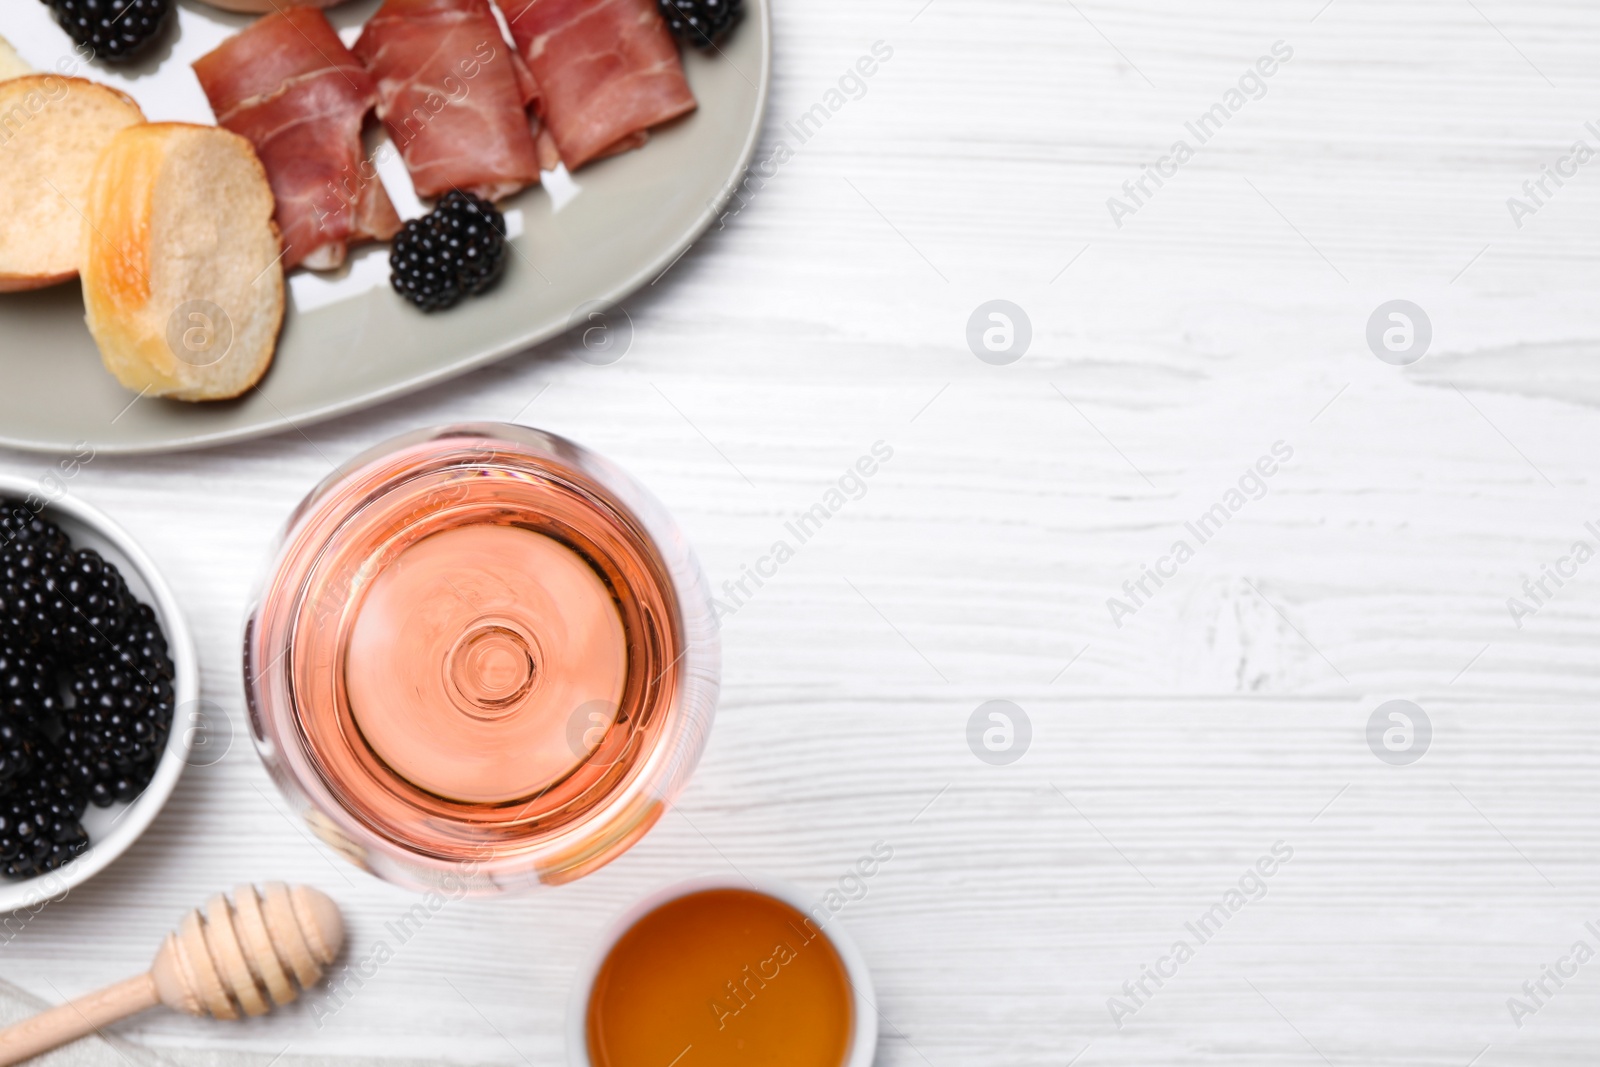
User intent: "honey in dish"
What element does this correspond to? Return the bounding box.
[587,889,853,1067]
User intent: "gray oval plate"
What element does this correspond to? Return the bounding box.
[0,0,769,454]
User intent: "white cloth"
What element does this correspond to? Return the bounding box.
[0,978,458,1067]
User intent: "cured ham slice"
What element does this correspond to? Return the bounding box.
[193,10,400,272]
[500,0,697,170]
[354,0,542,201]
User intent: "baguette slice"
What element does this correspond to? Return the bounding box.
[0,35,31,81]
[0,76,144,291]
[82,123,285,402]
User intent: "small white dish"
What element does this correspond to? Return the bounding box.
[0,476,198,914]
[567,874,878,1067]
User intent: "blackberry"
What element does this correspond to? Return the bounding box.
[43,548,134,657]
[40,0,173,64]
[0,504,76,653]
[5,840,87,879]
[61,656,169,805]
[0,546,70,654]
[0,760,88,880]
[59,744,122,808]
[0,502,176,880]
[657,0,742,47]
[0,719,35,797]
[0,646,60,731]
[389,191,507,312]
[0,502,70,557]
[123,603,172,678]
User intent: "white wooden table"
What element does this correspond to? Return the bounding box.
[6,0,1600,1064]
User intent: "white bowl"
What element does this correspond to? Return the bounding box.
[0,475,197,914]
[567,874,878,1067]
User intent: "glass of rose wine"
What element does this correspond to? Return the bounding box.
[244,424,719,893]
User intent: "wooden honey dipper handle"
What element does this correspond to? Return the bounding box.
[0,884,342,1067]
[0,976,159,1066]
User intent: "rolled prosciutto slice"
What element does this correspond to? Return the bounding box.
[500,0,697,170]
[354,0,543,201]
[193,10,400,271]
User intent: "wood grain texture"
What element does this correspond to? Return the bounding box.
[4,0,1600,1065]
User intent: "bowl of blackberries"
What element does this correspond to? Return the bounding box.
[0,479,196,911]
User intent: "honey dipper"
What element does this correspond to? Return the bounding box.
[0,883,343,1066]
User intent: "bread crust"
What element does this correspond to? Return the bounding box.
[0,75,144,290]
[0,270,75,294]
[81,123,285,403]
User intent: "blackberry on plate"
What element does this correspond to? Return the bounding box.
[657,0,743,47]
[389,191,508,312]
[40,0,173,64]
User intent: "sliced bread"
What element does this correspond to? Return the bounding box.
[0,76,144,291]
[81,122,285,402]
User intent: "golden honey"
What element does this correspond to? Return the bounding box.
[588,889,854,1067]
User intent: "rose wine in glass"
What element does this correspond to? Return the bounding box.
[244,425,719,893]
